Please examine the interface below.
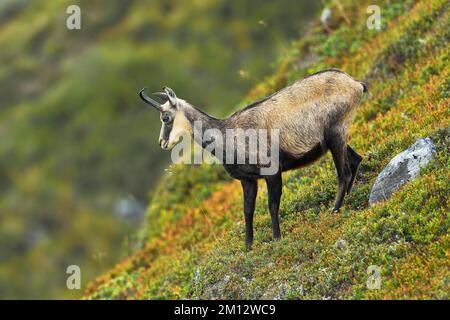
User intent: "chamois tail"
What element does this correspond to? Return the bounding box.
[359,81,368,93]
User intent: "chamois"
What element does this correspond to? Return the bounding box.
[140,68,366,249]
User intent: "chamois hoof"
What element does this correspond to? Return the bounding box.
[330,207,340,214]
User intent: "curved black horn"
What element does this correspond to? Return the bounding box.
[139,87,162,111]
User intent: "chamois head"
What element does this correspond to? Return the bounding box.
[139,87,192,150]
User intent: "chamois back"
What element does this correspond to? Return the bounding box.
[227,69,366,156]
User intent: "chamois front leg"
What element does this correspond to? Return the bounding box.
[265,173,282,241]
[241,179,258,249]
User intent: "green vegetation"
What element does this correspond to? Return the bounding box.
[86,0,449,299]
[0,0,320,298]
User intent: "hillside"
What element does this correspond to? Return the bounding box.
[85,0,449,299]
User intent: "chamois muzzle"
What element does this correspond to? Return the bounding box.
[139,87,162,111]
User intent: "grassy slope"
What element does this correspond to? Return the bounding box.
[86,0,449,299]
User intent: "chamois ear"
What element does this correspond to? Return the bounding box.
[163,87,178,107]
[152,92,169,102]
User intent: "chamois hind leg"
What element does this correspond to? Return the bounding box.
[265,173,282,241]
[346,145,362,194]
[327,134,352,213]
[241,179,258,249]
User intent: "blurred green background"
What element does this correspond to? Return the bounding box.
[0,0,320,299]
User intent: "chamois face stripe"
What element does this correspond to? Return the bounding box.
[159,104,193,150]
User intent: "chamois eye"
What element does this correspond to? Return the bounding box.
[161,114,172,123]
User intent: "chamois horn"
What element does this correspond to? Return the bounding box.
[139,87,162,111]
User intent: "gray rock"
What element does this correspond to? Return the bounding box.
[320,8,332,26]
[369,138,436,204]
[114,197,145,224]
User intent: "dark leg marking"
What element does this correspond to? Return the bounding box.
[241,179,258,249]
[265,173,282,241]
[327,134,352,212]
[346,145,362,194]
